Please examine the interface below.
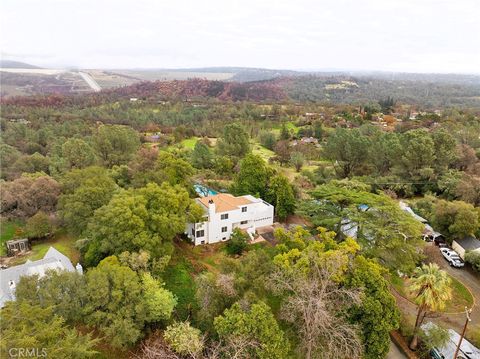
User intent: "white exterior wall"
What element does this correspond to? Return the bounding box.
[186,196,274,245]
[452,241,480,260]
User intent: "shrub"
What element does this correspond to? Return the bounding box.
[465,251,480,272]
[226,228,249,256]
[163,321,203,356]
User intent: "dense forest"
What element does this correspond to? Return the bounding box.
[1,76,480,359]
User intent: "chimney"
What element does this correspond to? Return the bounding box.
[208,199,216,219]
[76,263,83,275]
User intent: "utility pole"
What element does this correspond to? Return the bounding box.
[453,307,472,359]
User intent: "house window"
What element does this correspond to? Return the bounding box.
[241,206,247,213]
[240,220,248,225]
[221,213,229,220]
[196,230,205,238]
[221,226,227,233]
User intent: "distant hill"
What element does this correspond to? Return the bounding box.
[0,60,40,69]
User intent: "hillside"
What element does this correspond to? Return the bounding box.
[0,60,40,69]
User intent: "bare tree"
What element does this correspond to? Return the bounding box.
[205,335,260,359]
[134,333,180,359]
[269,254,363,359]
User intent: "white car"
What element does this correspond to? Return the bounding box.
[440,248,464,268]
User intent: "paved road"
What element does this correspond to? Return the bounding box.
[79,71,101,92]
[387,340,407,359]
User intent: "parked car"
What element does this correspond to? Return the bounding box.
[440,248,464,268]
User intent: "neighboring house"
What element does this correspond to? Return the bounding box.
[452,237,480,260]
[422,322,480,359]
[0,247,80,308]
[186,193,274,245]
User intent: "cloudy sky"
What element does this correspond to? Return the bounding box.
[1,0,479,73]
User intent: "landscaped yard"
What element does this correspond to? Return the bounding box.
[390,273,474,313]
[8,230,80,266]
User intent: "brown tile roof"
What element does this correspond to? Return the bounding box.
[198,193,252,213]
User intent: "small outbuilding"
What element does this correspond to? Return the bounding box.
[452,237,480,260]
[6,239,30,256]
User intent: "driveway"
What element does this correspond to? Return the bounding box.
[393,243,480,339]
[424,244,480,325]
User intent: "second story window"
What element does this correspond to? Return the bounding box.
[221,213,229,220]
[241,206,247,212]
[221,226,227,232]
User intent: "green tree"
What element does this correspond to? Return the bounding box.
[323,128,371,178]
[371,132,401,175]
[433,199,479,239]
[13,152,50,175]
[347,256,400,359]
[397,129,435,182]
[217,123,250,158]
[156,151,194,188]
[232,154,271,197]
[258,131,277,150]
[84,182,203,266]
[408,263,452,350]
[93,125,140,167]
[15,271,87,324]
[313,121,323,139]
[214,301,290,359]
[465,251,480,272]
[84,256,147,348]
[25,211,55,238]
[58,167,117,235]
[290,151,305,172]
[52,138,97,173]
[280,123,290,140]
[0,301,97,358]
[432,129,457,171]
[298,181,424,273]
[266,174,295,220]
[141,272,177,322]
[191,141,213,169]
[164,322,204,356]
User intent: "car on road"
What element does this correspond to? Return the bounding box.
[440,248,464,268]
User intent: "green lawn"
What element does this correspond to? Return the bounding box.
[163,256,199,321]
[9,230,80,266]
[389,273,474,313]
[0,219,25,255]
[251,142,275,162]
[180,137,199,149]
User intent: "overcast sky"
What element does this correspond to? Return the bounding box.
[1,0,479,73]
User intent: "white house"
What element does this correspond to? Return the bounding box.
[0,247,80,308]
[186,193,274,245]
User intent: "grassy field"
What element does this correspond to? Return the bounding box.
[180,137,199,149]
[0,219,25,255]
[389,273,474,313]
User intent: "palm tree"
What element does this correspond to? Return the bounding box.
[408,263,452,350]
